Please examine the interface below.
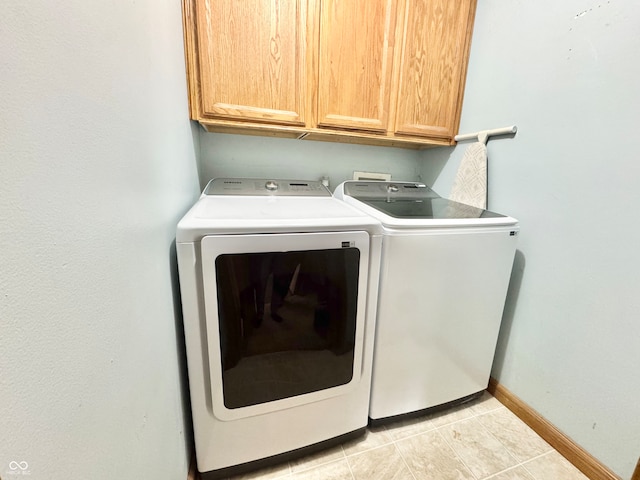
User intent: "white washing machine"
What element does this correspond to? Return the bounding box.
[334,180,519,424]
[176,178,382,478]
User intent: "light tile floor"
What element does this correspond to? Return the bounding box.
[224,392,589,480]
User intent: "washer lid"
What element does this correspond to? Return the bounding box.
[338,181,517,227]
[177,192,382,241]
[356,196,505,220]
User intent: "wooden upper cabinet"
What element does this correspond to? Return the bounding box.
[182,0,477,147]
[394,0,476,139]
[190,0,309,126]
[316,0,398,133]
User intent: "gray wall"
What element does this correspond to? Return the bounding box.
[0,1,199,479]
[422,1,640,478]
[198,132,422,190]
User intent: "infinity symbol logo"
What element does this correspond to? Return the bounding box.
[9,461,29,470]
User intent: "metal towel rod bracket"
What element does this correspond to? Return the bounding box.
[454,125,518,145]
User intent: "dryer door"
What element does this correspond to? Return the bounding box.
[200,231,370,421]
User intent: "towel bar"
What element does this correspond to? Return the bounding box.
[454,125,517,144]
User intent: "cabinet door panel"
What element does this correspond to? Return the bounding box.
[196,0,307,126]
[394,0,474,138]
[317,0,397,133]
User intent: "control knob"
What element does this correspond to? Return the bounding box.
[265,180,278,191]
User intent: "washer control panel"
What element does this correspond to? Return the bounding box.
[204,178,331,196]
[343,181,438,200]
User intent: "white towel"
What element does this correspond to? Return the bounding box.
[449,141,487,210]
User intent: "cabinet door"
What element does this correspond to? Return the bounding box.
[316,0,398,133]
[394,0,475,139]
[194,0,308,126]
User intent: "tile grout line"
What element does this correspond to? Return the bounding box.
[469,404,508,418]
[341,444,357,480]
[344,440,421,480]
[473,408,527,462]
[385,425,438,444]
[433,426,482,480]
[469,412,527,478]
[342,429,396,459]
[520,450,559,480]
[439,412,551,480]
[391,439,420,480]
[381,417,439,445]
[482,463,530,480]
[473,404,555,478]
[483,448,557,480]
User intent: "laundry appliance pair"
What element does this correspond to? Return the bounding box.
[176,178,518,479]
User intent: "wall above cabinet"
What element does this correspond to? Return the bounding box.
[182,0,476,149]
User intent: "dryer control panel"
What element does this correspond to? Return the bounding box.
[205,178,331,196]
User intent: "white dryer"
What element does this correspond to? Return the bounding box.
[334,180,518,424]
[176,178,382,479]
